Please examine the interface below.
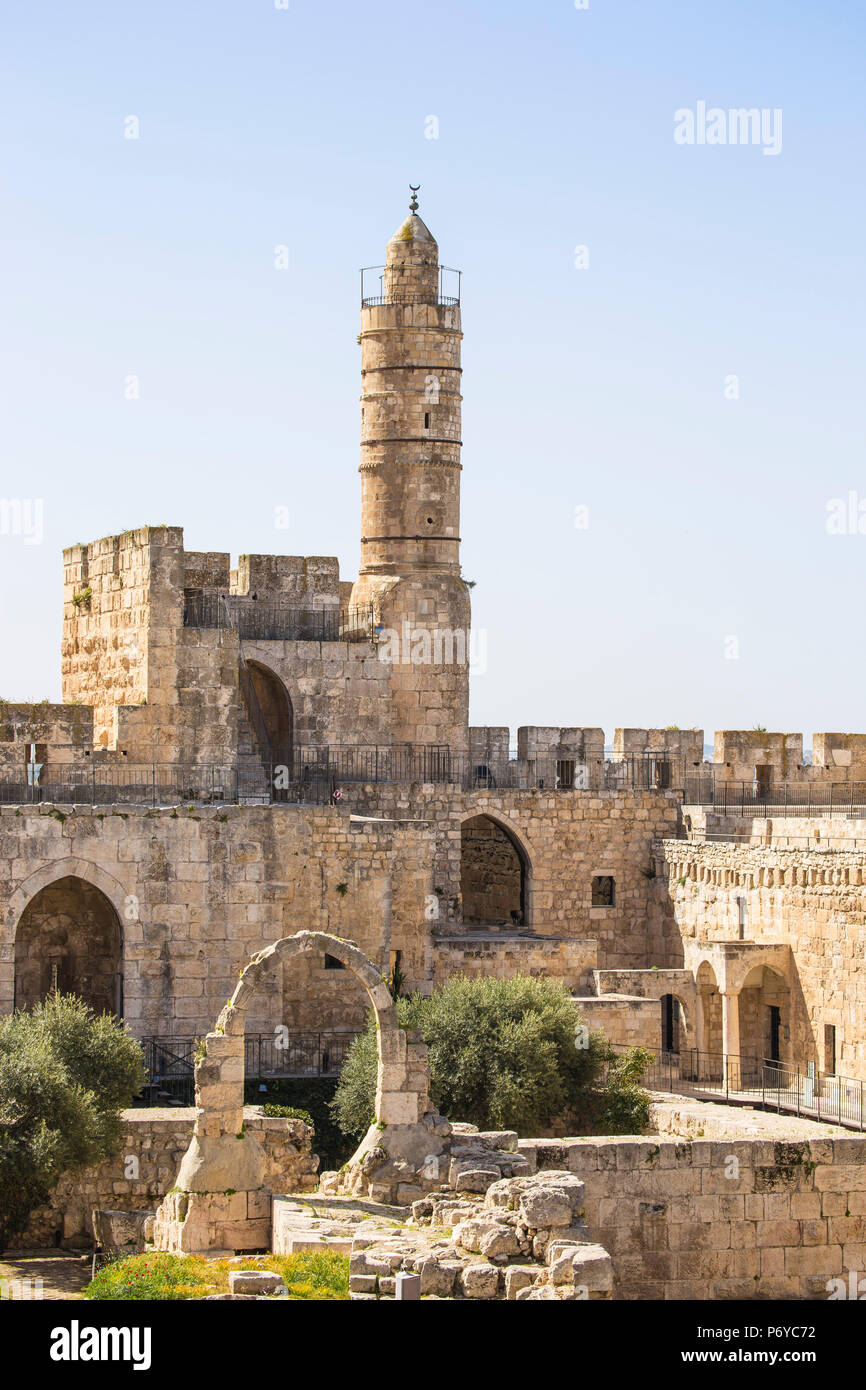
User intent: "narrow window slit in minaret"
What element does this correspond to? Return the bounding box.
[424,412,430,429]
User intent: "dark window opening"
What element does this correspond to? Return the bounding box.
[824,1023,836,1076]
[324,954,345,970]
[661,994,680,1054]
[768,1005,781,1063]
[424,412,430,429]
[651,758,671,790]
[592,875,615,907]
[556,759,575,790]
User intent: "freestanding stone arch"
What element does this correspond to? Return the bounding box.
[207,930,415,1135]
[154,931,449,1252]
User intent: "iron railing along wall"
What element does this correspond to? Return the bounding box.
[682,777,866,815]
[183,594,375,643]
[0,748,707,807]
[0,764,282,807]
[608,1042,866,1132]
[138,1031,361,1107]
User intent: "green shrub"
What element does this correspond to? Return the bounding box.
[330,975,628,1139]
[261,1103,314,1127]
[244,1076,351,1169]
[0,995,146,1251]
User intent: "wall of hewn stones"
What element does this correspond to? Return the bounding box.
[351,785,681,969]
[239,638,393,749]
[524,1133,866,1300]
[431,933,596,993]
[11,1106,317,1249]
[662,835,866,1080]
[0,802,434,1034]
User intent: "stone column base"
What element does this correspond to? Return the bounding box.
[152,1189,271,1254]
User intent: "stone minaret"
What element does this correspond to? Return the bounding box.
[351,193,470,753]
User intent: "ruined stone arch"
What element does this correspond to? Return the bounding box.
[202,931,409,1138]
[459,809,532,927]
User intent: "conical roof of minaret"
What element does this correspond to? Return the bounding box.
[387,213,438,253]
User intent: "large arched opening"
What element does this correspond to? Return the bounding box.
[193,932,419,1144]
[737,964,790,1070]
[246,660,293,763]
[240,660,294,801]
[460,814,529,927]
[13,875,123,1016]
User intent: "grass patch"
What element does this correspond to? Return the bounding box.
[83,1250,349,1301]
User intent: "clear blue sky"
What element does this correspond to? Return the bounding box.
[1,0,864,741]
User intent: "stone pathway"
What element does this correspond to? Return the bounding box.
[0,1251,90,1301]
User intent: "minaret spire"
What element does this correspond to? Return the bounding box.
[350,199,470,751]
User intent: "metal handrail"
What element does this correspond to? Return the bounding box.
[608,1042,866,1132]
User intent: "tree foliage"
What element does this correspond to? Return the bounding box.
[0,995,147,1251]
[330,974,652,1141]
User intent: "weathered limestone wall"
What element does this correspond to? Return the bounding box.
[0,803,435,1034]
[239,638,393,748]
[576,995,661,1050]
[714,731,804,783]
[352,785,681,968]
[614,728,704,764]
[517,727,605,766]
[527,1134,866,1301]
[0,703,94,775]
[231,555,342,607]
[431,933,596,993]
[663,836,866,1080]
[11,1106,317,1250]
[62,527,184,751]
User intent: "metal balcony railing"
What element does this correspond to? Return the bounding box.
[183,595,376,643]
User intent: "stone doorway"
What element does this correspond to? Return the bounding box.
[14,875,123,1016]
[460,814,528,926]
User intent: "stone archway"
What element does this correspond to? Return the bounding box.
[212,930,413,1133]
[154,931,449,1252]
[246,660,293,768]
[13,875,123,1016]
[460,813,530,927]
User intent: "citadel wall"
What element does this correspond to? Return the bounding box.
[663,831,866,1081]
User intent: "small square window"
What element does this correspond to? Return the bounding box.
[592,875,615,907]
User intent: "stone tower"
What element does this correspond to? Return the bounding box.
[351,194,470,753]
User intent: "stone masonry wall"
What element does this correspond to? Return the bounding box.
[0,803,434,1035]
[662,836,866,1080]
[351,785,681,969]
[528,1133,866,1301]
[11,1106,317,1250]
